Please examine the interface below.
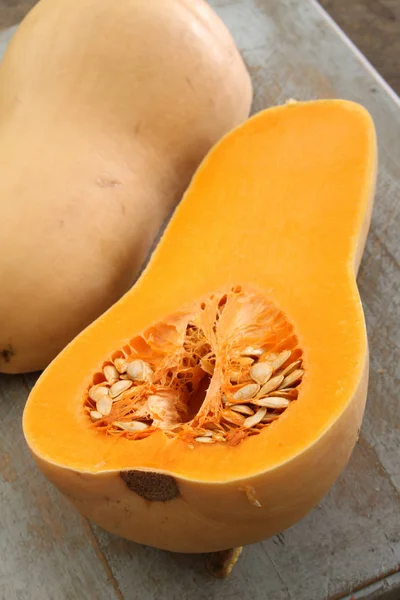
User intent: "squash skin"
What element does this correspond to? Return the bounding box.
[0,0,252,374]
[23,100,377,553]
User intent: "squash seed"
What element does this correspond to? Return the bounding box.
[89,385,110,403]
[212,433,226,442]
[261,414,280,423]
[232,383,260,401]
[241,346,264,358]
[96,395,113,416]
[279,359,302,378]
[110,379,133,399]
[222,409,246,426]
[126,359,153,382]
[243,407,267,429]
[114,420,149,432]
[271,350,292,372]
[252,397,290,409]
[236,356,254,366]
[229,370,251,384]
[280,369,304,389]
[90,410,103,422]
[103,364,119,383]
[257,374,284,396]
[195,436,215,444]
[230,404,254,416]
[250,361,273,385]
[114,357,127,373]
[269,388,298,399]
[198,430,213,437]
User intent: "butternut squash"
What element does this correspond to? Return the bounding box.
[0,0,252,373]
[23,100,377,553]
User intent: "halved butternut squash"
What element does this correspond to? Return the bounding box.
[23,100,377,553]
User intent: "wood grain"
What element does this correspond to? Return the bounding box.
[0,1,399,598]
[0,374,122,600]
[320,0,400,94]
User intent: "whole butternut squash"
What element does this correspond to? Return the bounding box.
[23,100,377,553]
[0,0,252,373]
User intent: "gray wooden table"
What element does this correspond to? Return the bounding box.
[1,1,399,599]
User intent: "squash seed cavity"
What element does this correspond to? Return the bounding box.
[84,286,304,446]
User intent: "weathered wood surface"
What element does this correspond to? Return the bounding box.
[320,0,400,95]
[0,1,399,598]
[0,1,36,31]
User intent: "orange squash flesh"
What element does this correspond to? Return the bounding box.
[23,100,377,553]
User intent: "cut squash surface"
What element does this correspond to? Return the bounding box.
[23,100,376,552]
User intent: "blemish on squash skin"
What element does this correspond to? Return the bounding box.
[96,177,122,188]
[240,485,262,508]
[0,344,15,363]
[120,470,179,501]
[185,75,195,92]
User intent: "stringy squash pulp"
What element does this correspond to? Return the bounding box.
[84,286,304,445]
[23,100,377,553]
